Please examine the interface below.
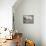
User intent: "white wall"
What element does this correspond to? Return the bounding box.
[13,0,41,46]
[0,0,16,30]
[13,0,46,46]
[41,0,46,46]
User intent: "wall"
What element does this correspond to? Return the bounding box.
[13,0,41,46]
[0,0,16,30]
[41,0,46,46]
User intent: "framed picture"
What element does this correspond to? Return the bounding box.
[23,15,34,24]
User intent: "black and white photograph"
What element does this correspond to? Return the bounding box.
[23,15,34,24]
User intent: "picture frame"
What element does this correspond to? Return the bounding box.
[23,15,34,24]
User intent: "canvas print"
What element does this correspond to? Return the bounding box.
[23,15,34,24]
